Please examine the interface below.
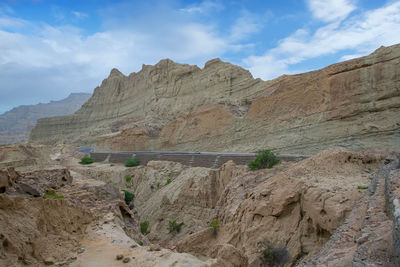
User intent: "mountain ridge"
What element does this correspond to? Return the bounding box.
[0,93,91,144]
[30,44,400,154]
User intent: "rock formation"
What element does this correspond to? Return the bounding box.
[0,93,91,144]
[65,146,395,266]
[30,44,400,154]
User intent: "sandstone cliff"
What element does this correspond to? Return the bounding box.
[30,44,400,154]
[0,93,91,144]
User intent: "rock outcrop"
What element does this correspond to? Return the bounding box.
[68,147,389,266]
[30,44,400,154]
[0,93,91,144]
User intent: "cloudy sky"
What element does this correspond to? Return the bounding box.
[1,0,400,114]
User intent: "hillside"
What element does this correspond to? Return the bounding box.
[30,44,400,154]
[0,93,91,144]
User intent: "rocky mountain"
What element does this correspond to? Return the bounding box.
[0,93,91,144]
[30,44,400,154]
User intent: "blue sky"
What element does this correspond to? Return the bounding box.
[1,0,400,114]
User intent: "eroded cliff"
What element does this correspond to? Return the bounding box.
[30,44,400,154]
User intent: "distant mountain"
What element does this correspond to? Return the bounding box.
[0,93,91,144]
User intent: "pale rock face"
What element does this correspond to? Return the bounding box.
[30,44,400,154]
[67,147,385,266]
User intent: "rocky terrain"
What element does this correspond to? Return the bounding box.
[0,93,91,145]
[1,142,399,266]
[30,44,400,154]
[2,143,397,266]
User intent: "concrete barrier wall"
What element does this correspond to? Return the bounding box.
[89,151,309,168]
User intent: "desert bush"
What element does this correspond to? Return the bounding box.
[248,150,280,171]
[125,157,140,167]
[140,221,149,235]
[165,178,172,185]
[210,219,219,236]
[43,190,64,199]
[125,175,132,183]
[122,190,134,204]
[259,241,290,267]
[169,220,184,233]
[357,185,368,190]
[79,157,94,165]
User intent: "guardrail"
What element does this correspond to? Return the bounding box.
[88,151,310,168]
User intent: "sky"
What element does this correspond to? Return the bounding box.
[1,0,400,114]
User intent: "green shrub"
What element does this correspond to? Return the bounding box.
[125,175,132,183]
[260,246,290,266]
[168,220,184,233]
[122,190,134,204]
[248,150,280,171]
[43,190,64,199]
[157,182,161,189]
[210,219,219,235]
[79,157,94,165]
[357,185,368,190]
[244,98,249,104]
[125,157,140,167]
[140,221,149,235]
[165,178,172,185]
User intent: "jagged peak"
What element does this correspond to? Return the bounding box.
[109,68,124,78]
[204,58,222,69]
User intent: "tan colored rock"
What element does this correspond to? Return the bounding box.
[174,148,385,266]
[30,58,262,148]
[30,44,400,154]
[0,167,19,193]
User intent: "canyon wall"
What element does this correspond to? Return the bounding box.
[30,44,400,154]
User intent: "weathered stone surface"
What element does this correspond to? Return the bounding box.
[0,167,19,193]
[30,44,400,154]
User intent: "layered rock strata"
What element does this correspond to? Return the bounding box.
[31,44,400,154]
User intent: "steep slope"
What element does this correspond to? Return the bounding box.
[0,93,91,144]
[30,44,400,154]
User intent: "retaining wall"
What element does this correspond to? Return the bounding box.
[89,151,309,168]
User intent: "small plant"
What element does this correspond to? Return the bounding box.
[79,157,94,165]
[165,178,172,185]
[125,157,140,167]
[140,221,149,235]
[210,219,219,235]
[259,241,290,266]
[244,98,249,104]
[125,175,132,183]
[248,149,280,171]
[122,190,134,204]
[126,185,132,189]
[357,185,368,190]
[43,190,64,199]
[157,182,161,189]
[168,220,184,234]
[138,240,143,246]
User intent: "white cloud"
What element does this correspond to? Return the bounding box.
[0,8,233,113]
[71,11,88,19]
[245,1,400,80]
[307,0,357,22]
[180,0,224,14]
[229,10,263,42]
